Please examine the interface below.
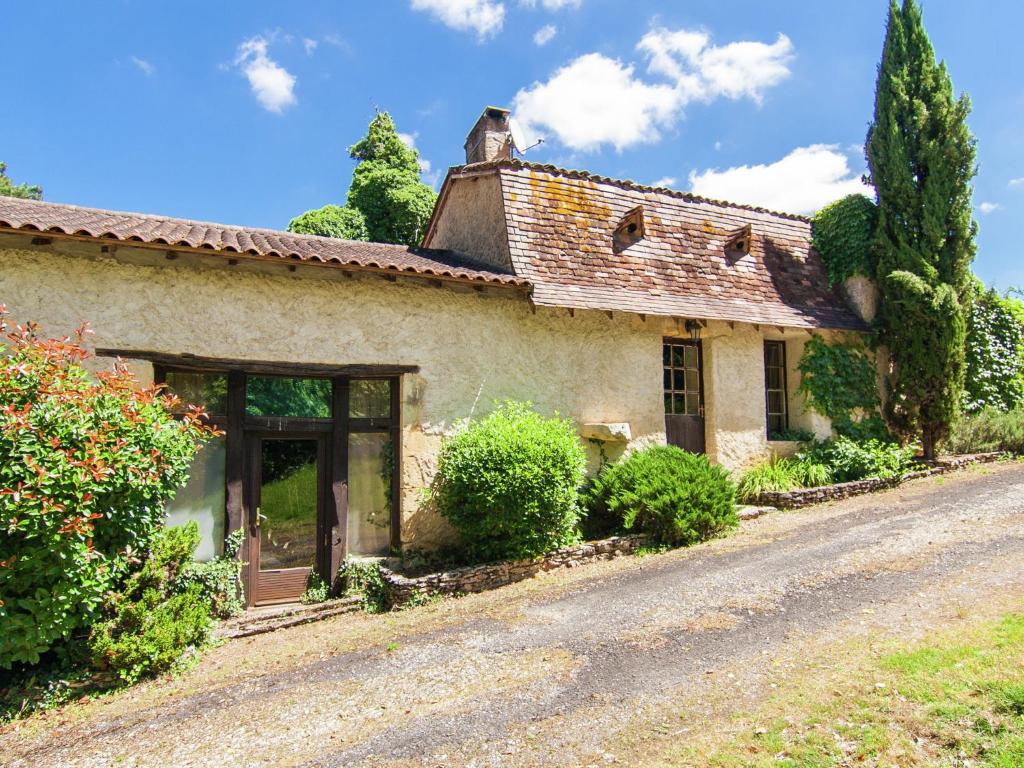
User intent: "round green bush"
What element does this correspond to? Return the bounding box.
[433,402,586,563]
[586,446,737,547]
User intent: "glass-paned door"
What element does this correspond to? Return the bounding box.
[663,340,705,454]
[249,437,324,605]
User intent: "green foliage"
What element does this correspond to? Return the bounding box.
[300,572,330,605]
[964,284,1024,413]
[433,401,587,563]
[0,310,214,668]
[88,524,213,684]
[811,194,879,286]
[866,0,977,459]
[0,162,41,200]
[736,456,833,501]
[288,112,437,247]
[586,446,737,548]
[767,427,815,443]
[799,436,920,484]
[797,335,888,439]
[338,558,390,613]
[176,528,245,619]
[944,408,1024,455]
[287,204,368,241]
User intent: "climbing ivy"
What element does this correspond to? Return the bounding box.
[963,284,1024,413]
[811,194,878,286]
[796,335,888,441]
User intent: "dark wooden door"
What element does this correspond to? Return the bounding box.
[246,435,328,606]
[663,339,705,454]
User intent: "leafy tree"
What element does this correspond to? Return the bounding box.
[288,204,368,241]
[346,113,437,246]
[963,283,1024,413]
[0,162,42,200]
[288,112,437,247]
[865,0,977,459]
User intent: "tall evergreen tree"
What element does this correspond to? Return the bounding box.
[866,0,977,459]
[287,113,437,247]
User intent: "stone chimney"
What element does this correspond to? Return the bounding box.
[464,106,512,165]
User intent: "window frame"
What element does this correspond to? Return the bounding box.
[763,340,789,438]
[663,339,704,418]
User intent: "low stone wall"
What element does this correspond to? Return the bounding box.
[381,535,646,605]
[751,452,1002,509]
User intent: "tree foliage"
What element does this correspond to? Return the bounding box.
[346,113,437,246]
[811,194,879,286]
[288,112,437,247]
[288,204,368,241]
[0,309,215,667]
[866,0,978,458]
[963,283,1024,413]
[0,162,42,200]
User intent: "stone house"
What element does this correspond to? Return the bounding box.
[0,107,869,606]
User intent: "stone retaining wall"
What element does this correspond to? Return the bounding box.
[751,453,1002,509]
[381,535,646,605]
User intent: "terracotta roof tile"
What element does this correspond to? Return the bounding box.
[449,160,864,331]
[0,196,528,289]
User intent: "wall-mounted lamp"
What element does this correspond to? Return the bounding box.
[685,318,702,341]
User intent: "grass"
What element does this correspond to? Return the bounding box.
[625,611,1024,767]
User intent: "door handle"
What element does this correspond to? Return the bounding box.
[256,507,267,527]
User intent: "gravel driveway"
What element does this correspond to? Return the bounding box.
[5,462,1024,767]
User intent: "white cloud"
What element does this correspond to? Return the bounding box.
[638,27,794,104]
[513,53,679,152]
[302,38,318,55]
[978,201,1001,215]
[410,0,505,39]
[1009,178,1024,189]
[521,0,581,9]
[513,27,793,152]
[533,24,557,46]
[651,176,677,188]
[234,36,297,113]
[714,140,722,151]
[131,56,155,76]
[688,144,870,215]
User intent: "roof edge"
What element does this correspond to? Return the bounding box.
[448,158,814,223]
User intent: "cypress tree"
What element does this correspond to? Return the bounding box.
[866,0,977,459]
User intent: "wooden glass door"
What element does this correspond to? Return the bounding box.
[663,339,706,454]
[247,435,326,606]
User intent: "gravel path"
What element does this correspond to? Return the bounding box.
[5,463,1024,768]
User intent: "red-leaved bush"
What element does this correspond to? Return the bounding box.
[0,306,216,667]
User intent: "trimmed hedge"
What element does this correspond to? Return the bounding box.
[433,402,587,563]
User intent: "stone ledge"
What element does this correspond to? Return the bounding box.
[749,452,1003,509]
[381,534,647,605]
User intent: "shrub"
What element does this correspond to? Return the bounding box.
[338,558,390,613]
[944,408,1024,455]
[88,524,213,684]
[800,436,919,483]
[433,401,587,563]
[586,446,737,548]
[175,528,245,619]
[0,310,214,667]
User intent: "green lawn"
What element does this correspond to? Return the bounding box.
[623,611,1024,767]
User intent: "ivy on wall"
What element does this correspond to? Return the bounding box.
[796,335,888,441]
[811,194,879,287]
[964,284,1024,413]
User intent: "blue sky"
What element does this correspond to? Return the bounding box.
[4,1,1022,288]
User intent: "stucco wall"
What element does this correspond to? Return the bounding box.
[428,174,512,273]
[0,244,664,546]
